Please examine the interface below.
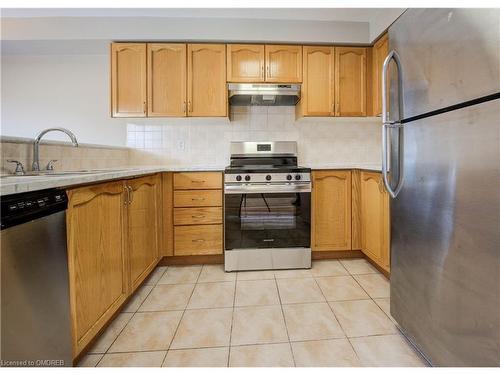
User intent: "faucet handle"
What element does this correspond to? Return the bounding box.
[7,160,26,175]
[46,160,58,171]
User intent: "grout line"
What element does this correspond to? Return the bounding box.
[226,269,238,368]
[274,276,296,367]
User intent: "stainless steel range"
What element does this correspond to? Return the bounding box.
[224,141,311,271]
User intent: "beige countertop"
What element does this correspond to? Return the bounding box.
[0,164,382,196]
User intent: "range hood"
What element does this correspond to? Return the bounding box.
[228,83,301,106]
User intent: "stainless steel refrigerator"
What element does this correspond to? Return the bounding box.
[382,9,500,366]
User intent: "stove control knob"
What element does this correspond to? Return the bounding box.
[266,175,272,181]
[295,174,302,180]
[286,174,293,181]
[236,175,242,182]
[245,175,251,181]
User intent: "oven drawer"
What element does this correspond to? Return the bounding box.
[174,224,223,256]
[174,190,222,207]
[174,207,222,225]
[174,172,222,190]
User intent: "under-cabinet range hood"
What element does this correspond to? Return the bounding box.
[228,83,301,106]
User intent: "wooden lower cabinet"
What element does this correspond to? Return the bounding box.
[174,224,223,256]
[360,171,390,272]
[311,170,352,251]
[66,181,128,358]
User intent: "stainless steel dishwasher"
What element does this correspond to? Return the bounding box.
[1,189,72,367]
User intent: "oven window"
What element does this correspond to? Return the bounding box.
[225,192,311,250]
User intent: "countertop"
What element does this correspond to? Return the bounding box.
[0,164,381,196]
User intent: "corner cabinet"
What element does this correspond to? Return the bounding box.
[227,44,265,82]
[335,47,367,117]
[66,181,128,357]
[187,44,227,117]
[110,43,147,118]
[312,170,352,251]
[360,171,390,272]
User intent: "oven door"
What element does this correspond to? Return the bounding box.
[224,184,311,251]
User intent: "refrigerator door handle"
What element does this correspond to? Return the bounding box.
[382,50,405,198]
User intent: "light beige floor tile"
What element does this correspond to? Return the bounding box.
[374,298,396,322]
[98,351,166,367]
[170,308,232,349]
[229,343,294,367]
[276,278,325,304]
[144,266,168,285]
[231,305,288,346]
[187,281,235,309]
[77,354,103,367]
[235,279,280,307]
[311,260,349,277]
[163,347,229,367]
[198,264,236,283]
[237,270,275,281]
[351,334,426,366]
[139,284,195,312]
[354,274,390,298]
[316,276,370,301]
[122,284,154,313]
[274,269,312,279]
[340,259,378,275]
[158,265,201,284]
[282,303,344,341]
[292,339,360,367]
[329,300,397,338]
[88,313,133,354]
[109,311,183,352]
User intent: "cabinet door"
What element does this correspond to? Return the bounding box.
[66,181,128,357]
[187,44,227,117]
[301,46,335,116]
[147,43,187,117]
[372,33,389,116]
[126,174,161,291]
[360,172,390,271]
[335,47,367,117]
[265,45,302,83]
[312,170,352,251]
[227,44,265,82]
[162,173,174,257]
[111,43,147,117]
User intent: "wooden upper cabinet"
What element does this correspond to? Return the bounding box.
[301,46,335,116]
[360,171,390,272]
[372,33,389,116]
[111,43,147,117]
[126,174,161,291]
[147,44,187,117]
[187,44,227,117]
[265,45,302,83]
[335,47,367,117]
[312,170,352,251]
[227,44,265,82]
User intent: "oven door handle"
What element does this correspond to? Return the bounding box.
[224,182,311,194]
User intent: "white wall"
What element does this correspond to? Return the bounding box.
[1,53,127,146]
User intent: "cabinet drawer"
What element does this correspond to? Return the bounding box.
[174,224,223,256]
[174,207,222,225]
[174,172,222,190]
[174,190,222,207]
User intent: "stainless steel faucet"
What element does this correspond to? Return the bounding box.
[32,128,79,171]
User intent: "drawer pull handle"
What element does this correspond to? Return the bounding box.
[192,239,205,243]
[191,180,206,184]
[192,215,206,219]
[191,197,205,201]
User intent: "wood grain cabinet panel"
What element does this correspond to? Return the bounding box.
[312,170,352,251]
[187,44,227,117]
[174,190,222,208]
[227,44,265,82]
[162,173,174,257]
[66,181,128,357]
[335,47,367,117]
[300,46,335,116]
[265,45,302,83]
[360,171,390,272]
[174,224,223,256]
[147,43,187,117]
[111,43,147,117]
[125,174,161,291]
[174,172,222,190]
[372,33,389,117]
[174,207,222,226]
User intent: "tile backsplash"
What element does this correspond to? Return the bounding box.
[128,106,382,167]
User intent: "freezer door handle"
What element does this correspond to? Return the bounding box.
[382,49,405,199]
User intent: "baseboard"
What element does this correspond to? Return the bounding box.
[312,249,364,260]
[159,254,224,266]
